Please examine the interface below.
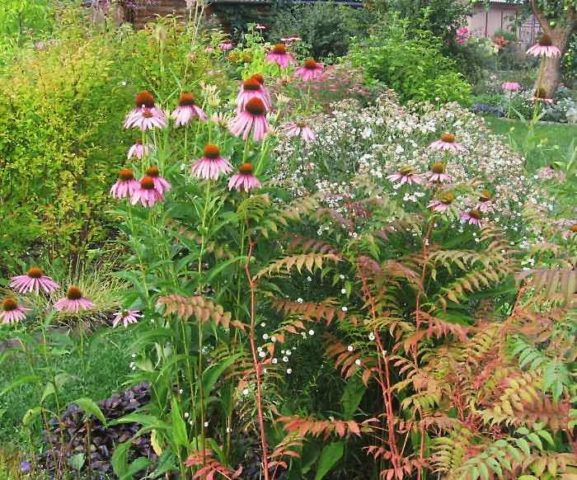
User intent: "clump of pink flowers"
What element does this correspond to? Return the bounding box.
[131,176,164,207]
[237,77,271,112]
[428,191,456,213]
[124,91,167,131]
[295,59,324,82]
[191,144,233,180]
[112,309,142,328]
[455,27,470,45]
[0,297,30,324]
[228,163,261,192]
[54,286,95,313]
[144,166,171,194]
[110,168,139,199]
[229,97,270,141]
[460,209,483,227]
[387,166,423,186]
[502,82,521,92]
[526,33,561,58]
[429,133,465,153]
[265,43,294,68]
[171,92,207,126]
[10,267,60,294]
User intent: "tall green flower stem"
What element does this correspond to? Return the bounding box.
[244,238,271,480]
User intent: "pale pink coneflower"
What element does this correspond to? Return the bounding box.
[124,91,167,131]
[428,162,452,183]
[144,166,171,194]
[255,24,267,31]
[250,74,272,108]
[229,98,270,142]
[191,144,233,180]
[502,81,521,92]
[387,166,423,186]
[112,309,142,328]
[127,140,151,160]
[228,163,261,192]
[131,176,164,207]
[428,191,456,213]
[110,168,140,199]
[265,43,295,68]
[283,121,316,142]
[219,41,233,52]
[236,77,271,112]
[429,133,465,153]
[295,59,324,82]
[526,34,561,58]
[54,286,95,313]
[10,267,60,294]
[281,36,301,44]
[0,298,30,324]
[477,190,494,213]
[460,209,483,227]
[171,92,207,127]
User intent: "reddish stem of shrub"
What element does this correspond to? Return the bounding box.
[245,239,271,480]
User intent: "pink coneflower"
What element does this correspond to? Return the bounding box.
[112,309,142,327]
[229,98,270,141]
[562,224,577,239]
[526,34,561,58]
[255,24,267,31]
[460,209,483,227]
[477,190,494,213]
[219,41,233,52]
[281,36,301,44]
[428,162,452,183]
[295,59,324,81]
[283,121,316,142]
[250,73,272,106]
[171,92,207,126]
[191,144,233,180]
[228,163,261,192]
[387,166,423,186]
[428,191,456,213]
[124,91,167,130]
[54,286,95,313]
[236,77,271,112]
[127,140,151,160]
[265,43,294,68]
[0,298,30,324]
[502,81,521,92]
[429,133,465,153]
[131,176,164,207]
[10,267,60,294]
[144,166,171,194]
[110,168,139,199]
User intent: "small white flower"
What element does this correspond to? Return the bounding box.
[204,421,209,428]
[242,388,250,396]
[342,306,348,312]
[272,358,278,364]
[339,274,345,280]
[184,412,190,419]
[297,298,304,304]
[226,427,232,433]
[286,368,292,374]
[271,336,277,343]
[179,389,184,394]
[368,332,375,341]
[308,329,315,336]
[262,333,269,340]
[341,288,347,294]
[347,345,354,352]
[259,351,266,358]
[283,356,289,362]
[355,359,362,366]
[260,322,266,327]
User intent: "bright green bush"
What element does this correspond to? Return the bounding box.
[349,16,472,105]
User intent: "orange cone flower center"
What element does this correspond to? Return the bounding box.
[203,144,221,159]
[2,298,18,311]
[146,166,160,178]
[571,224,577,233]
[135,91,155,108]
[304,58,318,69]
[439,191,455,204]
[469,209,482,220]
[272,43,287,54]
[27,267,44,279]
[251,73,265,85]
[140,176,155,190]
[245,98,266,116]
[119,168,135,181]
[539,34,553,46]
[179,92,196,106]
[66,286,83,301]
[239,163,254,175]
[441,133,455,143]
[399,166,415,176]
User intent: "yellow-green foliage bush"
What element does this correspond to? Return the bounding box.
[0,11,227,274]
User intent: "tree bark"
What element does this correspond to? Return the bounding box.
[530,0,577,98]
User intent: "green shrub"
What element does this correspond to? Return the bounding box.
[349,16,471,105]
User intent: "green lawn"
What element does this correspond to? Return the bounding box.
[484,117,577,170]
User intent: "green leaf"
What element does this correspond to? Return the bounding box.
[340,376,366,419]
[22,407,43,427]
[0,374,39,397]
[121,457,150,480]
[202,353,242,398]
[73,397,107,426]
[68,453,85,471]
[314,442,344,480]
[170,398,189,448]
[111,442,131,477]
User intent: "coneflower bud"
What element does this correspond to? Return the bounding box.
[146,166,160,178]
[66,286,83,301]
[135,91,155,108]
